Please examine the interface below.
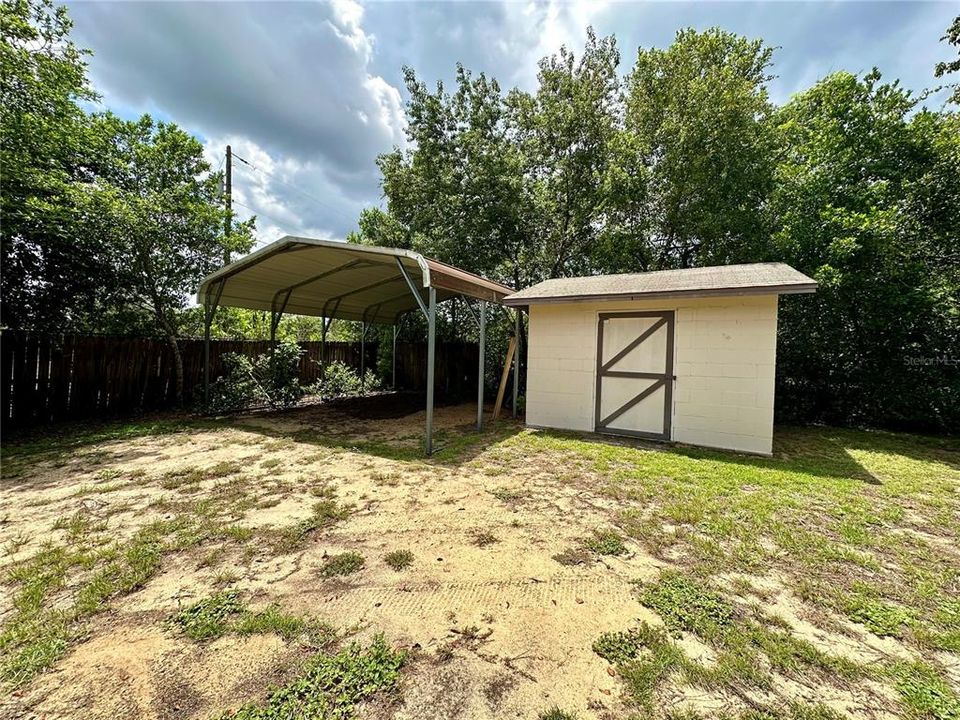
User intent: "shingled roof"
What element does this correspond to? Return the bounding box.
[502,263,816,306]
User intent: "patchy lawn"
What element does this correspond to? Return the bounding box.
[0,397,958,720]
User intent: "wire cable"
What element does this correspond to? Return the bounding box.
[230,153,358,224]
[232,200,294,236]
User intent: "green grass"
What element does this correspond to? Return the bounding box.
[161,461,244,490]
[584,528,627,556]
[267,500,352,553]
[319,552,365,577]
[539,708,579,720]
[1,419,209,480]
[174,591,334,645]
[516,426,960,660]
[174,590,246,641]
[220,634,405,719]
[598,571,867,713]
[3,413,958,716]
[383,550,414,571]
[891,661,960,720]
[1,518,180,687]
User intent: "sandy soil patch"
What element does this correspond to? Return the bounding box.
[3,397,955,720]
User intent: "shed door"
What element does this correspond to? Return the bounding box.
[595,311,674,440]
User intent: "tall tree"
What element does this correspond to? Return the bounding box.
[369,64,530,288]
[622,28,775,269]
[509,28,621,279]
[770,70,960,430]
[0,0,103,330]
[85,113,254,403]
[934,15,960,104]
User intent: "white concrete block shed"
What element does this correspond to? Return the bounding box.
[503,263,817,455]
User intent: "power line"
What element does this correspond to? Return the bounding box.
[230,152,358,225]
[232,200,294,237]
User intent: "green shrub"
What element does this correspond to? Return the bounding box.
[361,369,381,392]
[209,341,305,412]
[309,361,382,400]
[315,361,362,398]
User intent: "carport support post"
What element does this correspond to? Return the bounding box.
[512,309,520,417]
[392,324,398,389]
[320,317,327,379]
[202,280,224,409]
[425,287,436,455]
[477,300,486,431]
[203,303,212,408]
[360,322,366,392]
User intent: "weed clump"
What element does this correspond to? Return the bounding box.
[552,547,592,566]
[640,571,733,640]
[471,530,499,547]
[539,708,579,720]
[592,627,649,665]
[845,590,914,638]
[384,550,414,571]
[320,551,365,577]
[891,661,960,720]
[220,635,405,719]
[174,590,245,641]
[584,528,627,556]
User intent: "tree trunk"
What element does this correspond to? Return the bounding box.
[153,301,185,407]
[166,331,185,407]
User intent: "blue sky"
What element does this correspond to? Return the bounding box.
[66,1,958,248]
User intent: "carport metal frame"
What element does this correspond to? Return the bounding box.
[197,236,517,455]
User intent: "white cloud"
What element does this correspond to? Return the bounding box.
[67,0,954,252]
[69,0,406,242]
[328,0,373,62]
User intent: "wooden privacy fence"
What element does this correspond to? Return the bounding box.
[1,331,479,429]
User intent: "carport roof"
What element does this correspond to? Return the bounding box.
[197,236,514,324]
[502,262,816,306]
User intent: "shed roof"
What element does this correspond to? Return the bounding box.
[502,263,816,306]
[197,236,514,324]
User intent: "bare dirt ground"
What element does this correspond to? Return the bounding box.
[1,397,958,720]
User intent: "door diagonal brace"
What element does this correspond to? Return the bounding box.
[599,378,666,428]
[600,317,667,373]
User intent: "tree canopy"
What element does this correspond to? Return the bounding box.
[2,0,957,430]
[353,24,960,432]
[1,0,254,402]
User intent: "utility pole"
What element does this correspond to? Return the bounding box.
[224,144,232,264]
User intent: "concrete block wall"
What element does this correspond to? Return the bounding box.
[525,294,779,455]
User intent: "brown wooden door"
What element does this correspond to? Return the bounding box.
[594,311,674,440]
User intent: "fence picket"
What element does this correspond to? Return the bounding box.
[0,331,479,429]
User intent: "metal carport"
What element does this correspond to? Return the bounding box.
[196,236,517,454]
